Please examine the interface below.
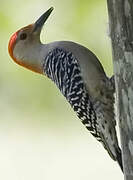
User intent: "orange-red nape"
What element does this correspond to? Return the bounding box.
[8,24,43,74]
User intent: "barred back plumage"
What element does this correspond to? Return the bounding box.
[43,48,100,139]
[43,48,123,172]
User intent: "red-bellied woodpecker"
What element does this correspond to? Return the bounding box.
[8,7,123,172]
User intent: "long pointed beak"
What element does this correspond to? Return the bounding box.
[33,7,54,33]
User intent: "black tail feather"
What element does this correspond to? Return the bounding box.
[116,148,123,172]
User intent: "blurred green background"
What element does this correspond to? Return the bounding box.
[0,0,123,180]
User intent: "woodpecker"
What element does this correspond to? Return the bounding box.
[8,7,123,172]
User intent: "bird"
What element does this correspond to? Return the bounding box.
[8,7,123,172]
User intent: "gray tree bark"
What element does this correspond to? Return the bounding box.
[107,0,133,179]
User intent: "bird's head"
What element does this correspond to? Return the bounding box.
[8,7,54,74]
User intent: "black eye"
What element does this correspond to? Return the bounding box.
[20,33,27,40]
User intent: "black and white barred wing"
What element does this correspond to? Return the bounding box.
[43,48,101,139]
[43,48,123,171]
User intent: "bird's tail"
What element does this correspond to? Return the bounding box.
[115,147,123,172]
[100,132,123,173]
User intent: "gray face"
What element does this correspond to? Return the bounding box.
[12,25,43,74]
[10,7,54,74]
[15,25,40,49]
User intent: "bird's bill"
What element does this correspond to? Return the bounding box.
[33,7,54,33]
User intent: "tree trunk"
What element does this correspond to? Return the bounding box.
[107,0,133,179]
